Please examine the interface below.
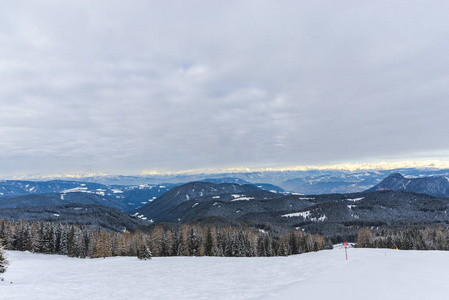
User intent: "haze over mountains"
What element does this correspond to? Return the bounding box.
[21,167,449,194]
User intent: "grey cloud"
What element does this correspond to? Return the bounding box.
[1,0,449,176]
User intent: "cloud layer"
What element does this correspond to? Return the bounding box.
[1,0,449,176]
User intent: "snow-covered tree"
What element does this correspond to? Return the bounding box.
[41,223,55,254]
[176,229,186,256]
[204,227,214,256]
[67,226,78,257]
[0,246,8,274]
[137,241,152,260]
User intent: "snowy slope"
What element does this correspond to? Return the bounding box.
[1,248,449,300]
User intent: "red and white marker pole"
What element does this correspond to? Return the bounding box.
[343,241,348,260]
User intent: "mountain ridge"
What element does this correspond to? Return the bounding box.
[365,173,449,197]
[135,182,265,222]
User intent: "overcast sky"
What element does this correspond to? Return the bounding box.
[1,0,449,177]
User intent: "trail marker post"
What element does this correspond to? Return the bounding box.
[343,241,348,260]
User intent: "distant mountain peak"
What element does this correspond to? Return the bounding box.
[365,173,449,197]
[386,173,405,179]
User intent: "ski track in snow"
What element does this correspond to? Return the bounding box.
[2,248,449,300]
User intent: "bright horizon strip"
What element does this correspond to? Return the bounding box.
[7,159,449,180]
[141,160,449,175]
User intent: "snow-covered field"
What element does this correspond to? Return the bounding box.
[2,247,449,300]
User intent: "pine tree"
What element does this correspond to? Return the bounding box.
[137,244,152,260]
[2,221,15,250]
[67,226,77,257]
[41,223,55,254]
[0,246,8,274]
[78,231,89,258]
[188,227,199,256]
[204,227,214,256]
[88,229,101,257]
[289,231,298,255]
[30,222,42,253]
[0,220,6,242]
[58,225,69,255]
[176,229,186,256]
[14,220,28,251]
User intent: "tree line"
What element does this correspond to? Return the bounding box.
[0,219,331,259]
[357,226,449,250]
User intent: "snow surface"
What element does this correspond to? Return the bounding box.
[282,211,311,218]
[2,248,449,300]
[230,197,254,202]
[62,187,88,193]
[310,215,327,222]
[346,197,365,202]
[281,211,326,222]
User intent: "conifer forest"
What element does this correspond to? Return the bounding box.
[0,219,329,258]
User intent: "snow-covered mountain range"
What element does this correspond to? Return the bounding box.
[3,170,449,239]
[16,167,449,194]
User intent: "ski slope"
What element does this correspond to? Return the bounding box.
[1,247,449,300]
